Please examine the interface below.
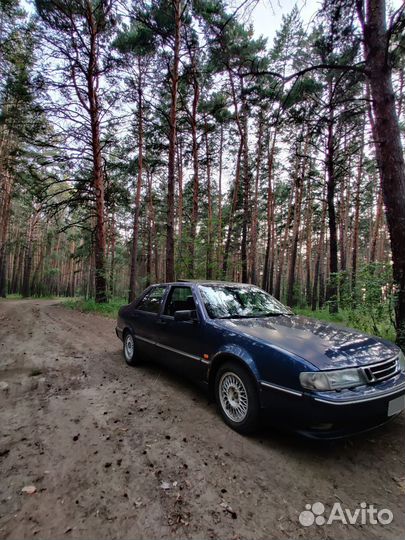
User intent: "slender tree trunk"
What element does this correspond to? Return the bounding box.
[87,11,107,303]
[351,150,363,294]
[222,140,243,278]
[305,177,313,306]
[250,114,263,285]
[240,95,250,283]
[21,211,38,298]
[129,61,144,302]
[262,128,277,292]
[205,126,213,279]
[216,125,224,277]
[177,137,183,245]
[223,68,244,280]
[325,96,339,313]
[187,64,200,278]
[147,172,158,284]
[165,0,181,282]
[109,211,116,299]
[274,186,294,300]
[286,139,307,307]
[312,183,328,311]
[0,168,13,297]
[370,185,383,263]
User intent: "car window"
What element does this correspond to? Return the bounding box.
[136,286,167,314]
[164,286,196,316]
[198,285,291,319]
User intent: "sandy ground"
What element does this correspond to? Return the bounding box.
[0,299,404,540]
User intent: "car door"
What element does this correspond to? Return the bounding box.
[154,285,205,379]
[130,285,168,357]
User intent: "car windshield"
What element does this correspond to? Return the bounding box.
[198,285,292,319]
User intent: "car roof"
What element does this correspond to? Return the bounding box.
[150,280,254,287]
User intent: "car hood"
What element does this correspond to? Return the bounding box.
[215,315,399,370]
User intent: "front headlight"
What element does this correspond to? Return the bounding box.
[399,350,405,372]
[300,368,367,391]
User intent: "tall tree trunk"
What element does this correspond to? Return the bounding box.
[165,0,181,282]
[358,0,405,349]
[21,210,38,298]
[262,128,277,292]
[240,95,250,283]
[216,125,224,277]
[222,140,243,278]
[223,68,244,280]
[187,51,200,278]
[325,94,339,313]
[351,150,363,294]
[304,177,313,306]
[177,137,183,246]
[129,61,144,302]
[250,114,263,285]
[274,186,294,300]
[147,171,158,284]
[311,182,328,310]
[286,139,307,307]
[87,10,107,303]
[370,186,383,263]
[205,125,213,279]
[109,210,116,299]
[0,167,13,297]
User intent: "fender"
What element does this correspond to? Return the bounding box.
[209,344,261,383]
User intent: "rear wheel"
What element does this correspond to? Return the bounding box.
[123,331,140,366]
[215,362,260,434]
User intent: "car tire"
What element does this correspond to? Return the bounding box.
[215,362,260,434]
[123,331,141,366]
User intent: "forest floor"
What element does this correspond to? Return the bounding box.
[0,299,404,540]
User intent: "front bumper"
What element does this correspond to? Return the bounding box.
[260,372,405,439]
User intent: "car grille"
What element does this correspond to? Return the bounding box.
[363,357,400,383]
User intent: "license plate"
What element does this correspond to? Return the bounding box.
[388,395,405,416]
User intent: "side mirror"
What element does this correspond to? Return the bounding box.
[174,310,197,322]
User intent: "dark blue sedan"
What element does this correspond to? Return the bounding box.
[116,281,405,438]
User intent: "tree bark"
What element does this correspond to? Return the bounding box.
[359,0,405,349]
[205,125,213,279]
[216,125,224,278]
[87,5,107,303]
[262,128,277,293]
[250,114,263,285]
[128,60,144,302]
[187,50,200,278]
[165,0,181,282]
[325,90,339,313]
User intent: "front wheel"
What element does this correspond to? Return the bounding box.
[123,331,140,366]
[215,362,260,434]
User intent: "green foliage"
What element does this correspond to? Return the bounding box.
[64,297,126,318]
[342,263,395,340]
[299,263,396,342]
[295,306,395,343]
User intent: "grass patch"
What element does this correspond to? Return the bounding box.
[64,298,126,319]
